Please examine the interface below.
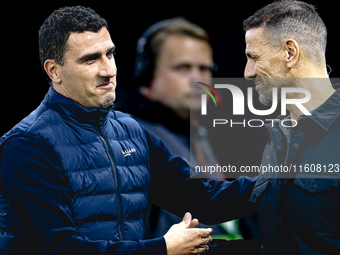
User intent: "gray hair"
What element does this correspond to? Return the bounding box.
[243,0,327,67]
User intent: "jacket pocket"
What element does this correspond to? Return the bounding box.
[289,175,340,231]
[293,175,340,193]
[249,178,271,203]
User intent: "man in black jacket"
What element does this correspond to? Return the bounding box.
[241,1,340,254]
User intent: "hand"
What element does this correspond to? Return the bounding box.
[164,212,213,255]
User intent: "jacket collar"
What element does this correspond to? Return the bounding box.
[301,84,340,132]
[269,84,340,133]
[264,84,340,149]
[43,87,114,126]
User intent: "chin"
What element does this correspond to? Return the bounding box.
[259,94,273,106]
[99,93,116,108]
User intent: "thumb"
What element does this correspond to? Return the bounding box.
[180,212,192,228]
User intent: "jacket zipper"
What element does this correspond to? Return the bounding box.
[96,122,124,240]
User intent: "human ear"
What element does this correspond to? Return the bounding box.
[44,59,61,84]
[140,79,157,101]
[140,86,153,100]
[285,39,299,69]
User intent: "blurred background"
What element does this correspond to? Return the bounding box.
[1,0,338,136]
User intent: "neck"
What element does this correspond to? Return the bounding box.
[286,69,335,121]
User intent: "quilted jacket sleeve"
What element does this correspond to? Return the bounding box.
[0,135,166,255]
[145,128,257,224]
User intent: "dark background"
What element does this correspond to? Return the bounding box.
[1,0,338,136]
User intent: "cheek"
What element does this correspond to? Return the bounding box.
[164,75,190,102]
[154,83,177,103]
[61,65,85,84]
[255,61,271,77]
[74,68,98,91]
[257,57,285,78]
[62,68,98,99]
[151,78,184,107]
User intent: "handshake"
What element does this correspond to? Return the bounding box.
[164,212,213,255]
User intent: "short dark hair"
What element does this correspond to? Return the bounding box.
[243,0,327,66]
[39,6,108,83]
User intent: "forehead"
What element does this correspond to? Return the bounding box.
[65,27,114,56]
[160,35,212,62]
[245,27,270,53]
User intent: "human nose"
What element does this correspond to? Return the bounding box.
[99,57,117,78]
[244,59,256,80]
[192,68,202,79]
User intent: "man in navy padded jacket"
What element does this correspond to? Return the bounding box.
[0,6,256,254]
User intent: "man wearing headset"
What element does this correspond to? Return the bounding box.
[116,17,263,243]
[117,17,228,239]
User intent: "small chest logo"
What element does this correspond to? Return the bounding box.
[121,148,136,157]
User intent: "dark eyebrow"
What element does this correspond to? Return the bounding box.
[78,52,100,63]
[107,45,116,53]
[77,45,116,63]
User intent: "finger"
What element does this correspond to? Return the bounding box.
[179,212,192,228]
[188,218,199,228]
[194,244,209,254]
[197,228,213,237]
[201,236,212,245]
